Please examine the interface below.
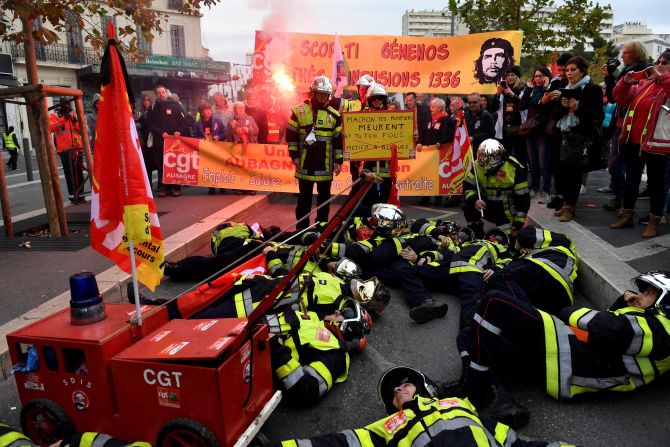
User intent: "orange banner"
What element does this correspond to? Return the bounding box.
[253,30,523,95]
[162,137,468,196]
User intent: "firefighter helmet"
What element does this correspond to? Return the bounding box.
[356,74,376,87]
[371,203,406,234]
[334,258,362,281]
[310,75,333,94]
[631,271,670,316]
[325,299,373,352]
[477,139,507,171]
[484,228,510,247]
[378,366,439,415]
[350,277,391,315]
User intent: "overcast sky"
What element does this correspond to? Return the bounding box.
[200,0,670,63]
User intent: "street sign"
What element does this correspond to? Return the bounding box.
[137,54,230,74]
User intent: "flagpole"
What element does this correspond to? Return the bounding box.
[128,239,143,326]
[469,149,485,218]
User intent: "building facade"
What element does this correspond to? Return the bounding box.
[402,6,614,52]
[612,22,670,62]
[1,0,230,147]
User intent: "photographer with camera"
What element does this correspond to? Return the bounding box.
[48,98,86,204]
[600,42,651,212]
[492,66,527,166]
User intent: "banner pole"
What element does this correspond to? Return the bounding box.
[128,239,143,326]
[469,149,485,218]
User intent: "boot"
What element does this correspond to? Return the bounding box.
[642,215,662,238]
[409,298,448,323]
[610,209,634,229]
[558,205,574,222]
[553,207,565,217]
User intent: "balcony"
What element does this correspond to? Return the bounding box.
[10,43,136,67]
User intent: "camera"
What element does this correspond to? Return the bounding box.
[606,58,621,75]
[499,80,508,88]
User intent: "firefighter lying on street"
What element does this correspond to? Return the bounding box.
[269,366,576,447]
[463,139,530,240]
[485,226,578,316]
[454,271,670,429]
[0,424,151,447]
[267,299,372,407]
[165,256,390,321]
[163,221,280,282]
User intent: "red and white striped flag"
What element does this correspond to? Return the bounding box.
[439,111,473,194]
[90,21,164,291]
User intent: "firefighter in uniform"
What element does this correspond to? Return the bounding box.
[269,300,371,406]
[461,271,670,425]
[49,98,86,203]
[463,139,529,239]
[271,366,575,447]
[486,227,578,316]
[3,126,19,171]
[287,75,343,231]
[163,222,278,282]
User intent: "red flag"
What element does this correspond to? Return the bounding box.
[388,143,400,206]
[90,21,164,290]
[438,111,473,195]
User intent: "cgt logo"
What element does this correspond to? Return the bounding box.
[143,369,183,388]
[164,151,199,174]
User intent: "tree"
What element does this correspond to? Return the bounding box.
[0,1,222,237]
[448,0,612,61]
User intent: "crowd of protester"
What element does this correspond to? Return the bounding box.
[67,42,667,239]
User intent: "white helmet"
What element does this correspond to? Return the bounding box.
[371,203,406,234]
[356,74,375,87]
[311,75,333,94]
[631,271,670,316]
[477,139,507,171]
[366,83,387,99]
[334,258,362,281]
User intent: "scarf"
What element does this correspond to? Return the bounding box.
[557,75,591,132]
[431,111,446,125]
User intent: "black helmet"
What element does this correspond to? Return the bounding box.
[440,220,461,237]
[483,228,509,247]
[378,366,439,415]
[457,227,475,245]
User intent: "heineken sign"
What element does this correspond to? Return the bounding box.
[137,55,230,73]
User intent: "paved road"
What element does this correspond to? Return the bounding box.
[2,199,669,446]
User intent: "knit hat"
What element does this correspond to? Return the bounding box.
[506,65,522,77]
[536,66,552,79]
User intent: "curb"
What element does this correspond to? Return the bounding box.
[527,201,637,310]
[0,193,272,381]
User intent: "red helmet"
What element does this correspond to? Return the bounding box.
[325,299,373,352]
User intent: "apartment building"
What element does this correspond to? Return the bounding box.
[0,0,230,145]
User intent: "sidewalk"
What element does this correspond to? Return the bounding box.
[1,170,669,379]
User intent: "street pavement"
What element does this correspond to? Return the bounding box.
[0,171,669,445]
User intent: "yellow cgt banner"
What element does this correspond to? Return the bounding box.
[162,136,467,196]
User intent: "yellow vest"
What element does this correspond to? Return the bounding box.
[3,132,17,149]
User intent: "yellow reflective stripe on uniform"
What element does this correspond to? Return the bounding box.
[128,443,152,447]
[468,425,493,447]
[542,311,561,399]
[281,440,299,447]
[278,364,304,389]
[267,257,283,274]
[526,248,575,304]
[0,431,34,447]
[567,308,595,329]
[89,433,113,447]
[493,422,512,446]
[80,432,99,447]
[392,238,403,254]
[233,289,254,317]
[304,362,332,396]
[339,430,363,447]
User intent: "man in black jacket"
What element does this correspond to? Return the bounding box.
[146,85,189,197]
[465,93,495,150]
[404,92,431,143]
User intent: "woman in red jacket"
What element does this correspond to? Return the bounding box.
[610,51,670,238]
